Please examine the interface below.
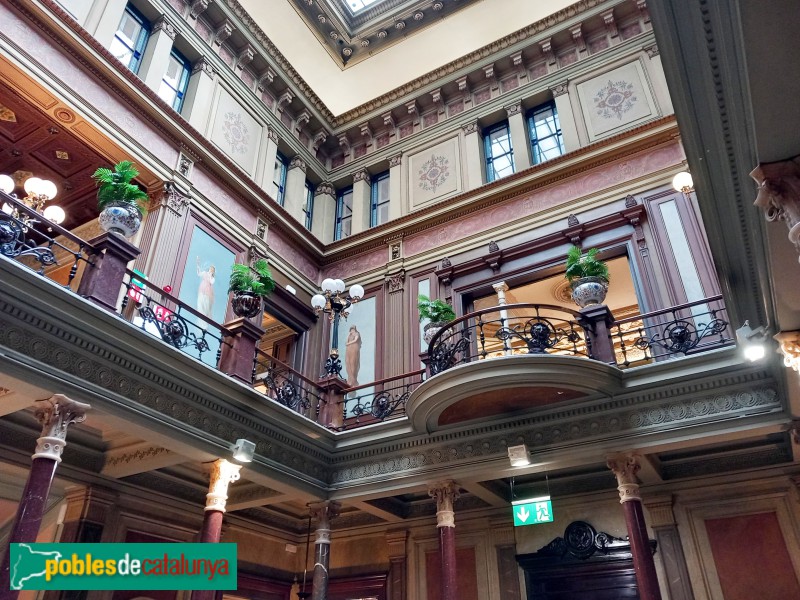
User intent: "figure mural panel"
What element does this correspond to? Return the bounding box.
[340,296,377,415]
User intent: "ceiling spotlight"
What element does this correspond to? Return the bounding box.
[736,321,767,362]
[231,438,255,463]
[508,444,530,467]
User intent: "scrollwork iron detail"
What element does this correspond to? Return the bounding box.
[429,331,472,375]
[0,215,58,271]
[262,371,310,412]
[496,317,581,354]
[137,306,211,357]
[351,389,411,421]
[633,317,728,355]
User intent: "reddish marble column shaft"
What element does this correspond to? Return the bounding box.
[439,525,458,600]
[623,499,662,600]
[0,458,59,598]
[199,510,224,543]
[311,539,330,600]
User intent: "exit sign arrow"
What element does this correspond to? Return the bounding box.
[512,498,554,527]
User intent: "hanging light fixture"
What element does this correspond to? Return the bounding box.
[0,173,66,225]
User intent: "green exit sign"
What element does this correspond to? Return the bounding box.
[512,497,554,526]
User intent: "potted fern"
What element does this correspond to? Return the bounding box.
[228,259,276,318]
[92,161,149,237]
[418,294,456,344]
[565,245,610,308]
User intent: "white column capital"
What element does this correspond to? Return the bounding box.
[429,481,460,528]
[205,458,241,512]
[607,454,642,503]
[33,395,90,462]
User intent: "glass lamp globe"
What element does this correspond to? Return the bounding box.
[311,294,326,310]
[333,279,346,294]
[43,205,66,224]
[0,174,14,194]
[39,180,57,200]
[2,203,13,215]
[349,284,364,300]
[321,278,335,293]
[672,171,693,192]
[24,177,43,196]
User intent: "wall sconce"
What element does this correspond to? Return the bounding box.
[231,438,255,462]
[0,173,66,224]
[508,444,530,467]
[672,171,694,194]
[736,321,767,362]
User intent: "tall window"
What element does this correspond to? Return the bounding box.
[483,121,515,182]
[109,4,150,73]
[528,102,565,164]
[273,152,288,206]
[303,181,314,231]
[335,187,353,240]
[370,171,390,227]
[158,49,191,112]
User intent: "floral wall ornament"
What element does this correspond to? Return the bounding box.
[418,154,450,193]
[594,79,637,120]
[222,111,249,155]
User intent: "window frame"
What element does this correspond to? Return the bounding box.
[527,101,565,165]
[369,171,390,228]
[483,120,515,183]
[303,181,314,231]
[273,152,288,206]
[335,186,353,241]
[111,3,150,74]
[159,48,191,112]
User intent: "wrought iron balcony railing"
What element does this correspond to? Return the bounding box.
[253,349,325,417]
[0,191,95,290]
[334,369,426,430]
[609,295,733,367]
[426,303,595,376]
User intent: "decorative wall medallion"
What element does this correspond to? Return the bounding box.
[54,108,76,123]
[222,111,249,155]
[594,80,637,120]
[0,106,17,122]
[418,154,450,193]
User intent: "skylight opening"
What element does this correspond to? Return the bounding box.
[347,0,383,13]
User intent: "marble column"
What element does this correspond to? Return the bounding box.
[643,495,695,600]
[184,58,217,132]
[0,395,90,597]
[462,121,484,191]
[607,455,662,600]
[351,169,371,235]
[312,182,336,243]
[551,81,582,152]
[310,501,340,600]
[505,102,531,171]
[388,154,403,221]
[192,460,241,600]
[285,156,308,223]
[429,481,460,600]
[140,17,177,92]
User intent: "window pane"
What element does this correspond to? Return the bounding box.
[157,81,177,106]
[529,102,564,165]
[109,39,134,66]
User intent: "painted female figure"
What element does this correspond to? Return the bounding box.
[196,257,216,320]
[345,325,362,388]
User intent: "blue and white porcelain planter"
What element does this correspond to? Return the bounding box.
[570,276,609,308]
[98,202,142,237]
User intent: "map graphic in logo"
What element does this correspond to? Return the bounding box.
[10,544,62,590]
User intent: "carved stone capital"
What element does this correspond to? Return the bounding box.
[189,0,210,19]
[385,270,405,294]
[33,394,90,462]
[353,169,371,185]
[214,20,233,45]
[236,45,255,70]
[289,156,307,173]
[504,102,522,117]
[774,330,800,372]
[309,500,341,542]
[315,181,336,197]
[205,458,241,513]
[153,17,177,40]
[607,454,641,503]
[389,154,403,168]
[551,81,569,97]
[428,481,460,528]
[751,155,800,260]
[644,44,660,58]
[164,181,190,215]
[461,121,478,135]
[267,127,279,144]
[192,57,216,79]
